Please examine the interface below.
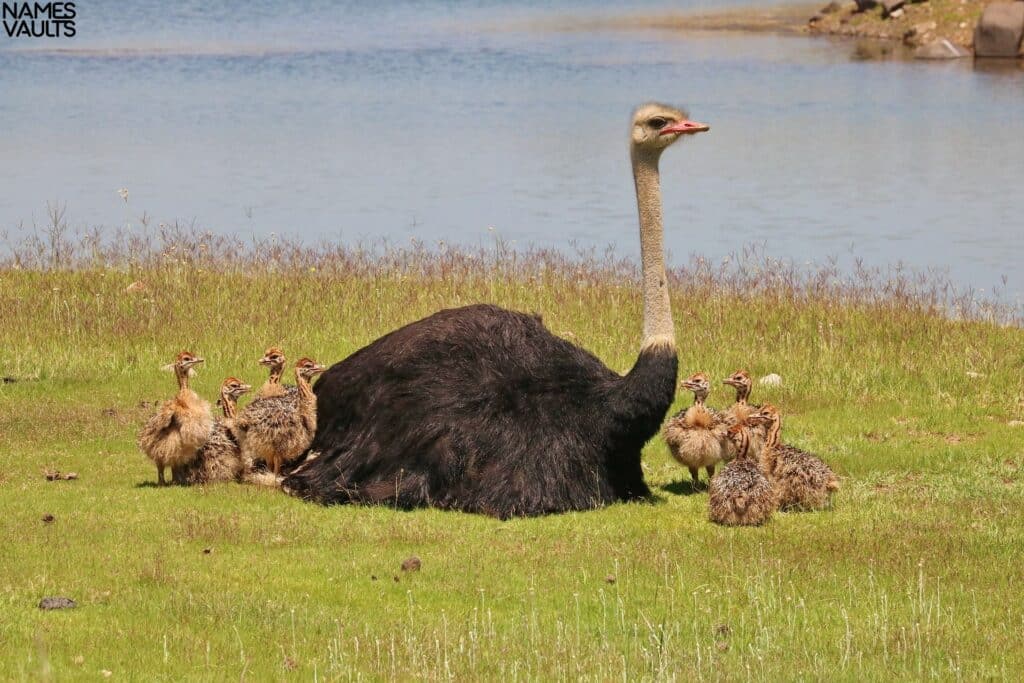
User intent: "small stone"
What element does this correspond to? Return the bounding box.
[38,596,76,610]
[101,670,112,678]
[370,575,378,581]
[882,0,905,15]
[202,547,212,555]
[401,556,421,572]
[63,472,79,481]
[889,7,904,18]
[915,38,971,58]
[604,574,616,584]
[759,373,783,387]
[966,371,984,378]
[42,513,55,523]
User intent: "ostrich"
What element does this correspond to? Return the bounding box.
[174,377,252,485]
[284,103,710,518]
[722,369,766,458]
[234,358,325,477]
[748,404,839,511]
[661,372,727,488]
[708,423,778,526]
[255,347,295,400]
[137,351,213,485]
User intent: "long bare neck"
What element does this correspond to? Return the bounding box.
[761,418,782,473]
[736,385,750,406]
[175,368,190,393]
[268,364,284,385]
[296,372,315,405]
[766,417,781,448]
[631,148,674,351]
[220,392,238,419]
[733,430,750,460]
[692,390,707,407]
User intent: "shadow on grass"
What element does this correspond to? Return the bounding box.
[660,479,707,497]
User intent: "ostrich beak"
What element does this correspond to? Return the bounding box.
[660,119,710,136]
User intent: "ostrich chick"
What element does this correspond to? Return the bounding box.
[137,351,213,485]
[235,357,325,476]
[722,369,766,459]
[255,347,296,399]
[748,404,839,511]
[662,372,726,487]
[175,377,252,485]
[708,423,778,526]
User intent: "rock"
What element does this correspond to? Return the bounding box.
[973,3,1024,58]
[759,373,783,387]
[38,596,77,610]
[400,556,421,572]
[915,38,971,58]
[42,513,55,523]
[965,371,985,378]
[881,0,905,16]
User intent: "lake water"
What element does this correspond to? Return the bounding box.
[1,1,1022,304]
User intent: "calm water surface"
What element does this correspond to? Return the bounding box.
[1,1,1022,302]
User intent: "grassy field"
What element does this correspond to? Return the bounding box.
[1,226,1023,680]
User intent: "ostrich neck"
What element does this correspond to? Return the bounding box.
[737,386,749,405]
[269,365,284,384]
[631,148,674,351]
[766,418,781,448]
[693,392,706,407]
[734,432,750,460]
[175,368,190,393]
[220,392,238,419]
[296,373,315,405]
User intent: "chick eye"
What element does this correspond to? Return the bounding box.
[648,117,668,130]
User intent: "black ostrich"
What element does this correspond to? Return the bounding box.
[285,104,710,518]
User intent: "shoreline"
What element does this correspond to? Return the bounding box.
[530,1,1014,61]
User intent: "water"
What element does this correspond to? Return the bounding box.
[1,1,1022,303]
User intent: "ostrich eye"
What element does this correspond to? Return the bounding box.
[648,117,669,130]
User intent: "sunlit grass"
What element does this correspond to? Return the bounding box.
[1,221,1023,679]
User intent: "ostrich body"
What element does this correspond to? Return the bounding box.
[662,373,727,487]
[749,404,839,511]
[175,377,251,485]
[284,104,709,518]
[708,423,778,526]
[137,352,213,485]
[235,358,325,476]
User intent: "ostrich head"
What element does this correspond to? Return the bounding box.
[631,103,709,154]
[748,404,781,428]
[680,372,711,403]
[723,369,752,403]
[295,357,326,381]
[220,377,252,400]
[259,347,286,371]
[168,351,203,379]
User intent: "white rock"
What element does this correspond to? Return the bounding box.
[759,373,783,387]
[965,371,985,378]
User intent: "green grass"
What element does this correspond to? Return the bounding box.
[1,228,1023,679]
